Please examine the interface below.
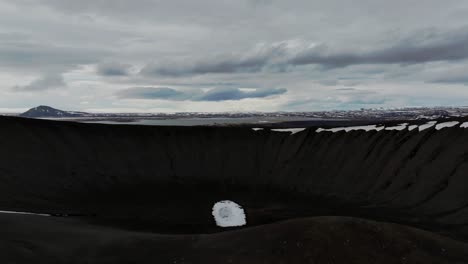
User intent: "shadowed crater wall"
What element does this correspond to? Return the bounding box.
[0,116,468,239]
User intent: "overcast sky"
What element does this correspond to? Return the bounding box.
[1,0,468,113]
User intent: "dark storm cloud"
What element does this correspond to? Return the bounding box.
[13,73,66,92]
[140,43,287,77]
[290,30,468,67]
[97,62,132,76]
[141,27,468,77]
[141,57,265,76]
[117,87,287,101]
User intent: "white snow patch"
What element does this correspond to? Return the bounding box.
[435,121,459,130]
[344,125,385,132]
[316,127,343,133]
[385,123,408,131]
[313,120,467,133]
[212,200,246,227]
[316,125,384,133]
[251,128,264,131]
[419,121,437,131]
[317,127,345,132]
[0,210,50,217]
[271,128,306,135]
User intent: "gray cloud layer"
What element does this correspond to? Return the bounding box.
[140,43,284,76]
[0,38,109,72]
[2,0,468,111]
[432,76,468,84]
[141,27,468,77]
[117,87,287,101]
[291,29,468,67]
[13,73,66,92]
[116,87,189,100]
[97,62,131,76]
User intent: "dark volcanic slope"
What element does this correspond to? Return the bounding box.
[1,116,468,260]
[2,214,468,264]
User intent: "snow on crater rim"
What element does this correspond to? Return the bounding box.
[0,210,50,217]
[419,121,437,131]
[435,121,459,130]
[385,123,408,131]
[316,125,384,133]
[212,200,246,227]
[256,120,465,134]
[271,128,306,134]
[316,122,442,133]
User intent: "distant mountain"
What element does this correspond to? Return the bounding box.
[20,106,89,118]
[15,105,468,121]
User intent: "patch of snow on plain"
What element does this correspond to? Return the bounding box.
[0,210,50,217]
[385,123,408,131]
[419,121,437,131]
[251,128,264,131]
[461,122,468,128]
[408,125,418,131]
[435,121,459,130]
[271,128,306,135]
[212,200,246,227]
